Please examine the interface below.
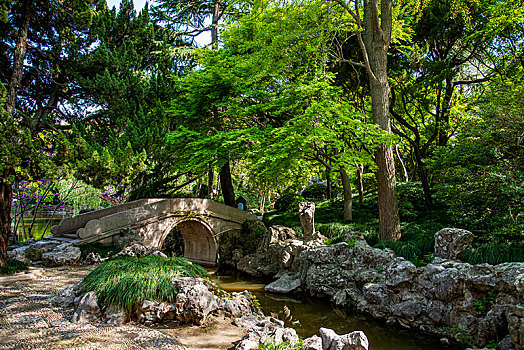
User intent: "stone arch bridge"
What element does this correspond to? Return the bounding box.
[48,198,258,266]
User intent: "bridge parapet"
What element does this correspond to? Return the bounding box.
[51,198,164,236]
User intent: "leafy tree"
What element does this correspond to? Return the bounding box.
[333,0,406,240]
[0,0,97,267]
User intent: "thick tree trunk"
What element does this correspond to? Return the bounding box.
[356,164,364,204]
[363,0,401,241]
[6,0,31,115]
[339,167,352,221]
[219,161,236,207]
[0,171,14,267]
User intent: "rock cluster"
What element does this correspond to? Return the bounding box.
[8,240,81,267]
[237,225,322,277]
[56,276,263,328]
[42,244,82,266]
[237,226,524,349]
[234,325,369,350]
[114,242,167,258]
[234,317,299,350]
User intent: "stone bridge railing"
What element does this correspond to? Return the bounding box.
[51,198,165,236]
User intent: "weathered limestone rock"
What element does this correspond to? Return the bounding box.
[301,243,352,266]
[237,227,306,277]
[25,240,61,261]
[498,334,516,350]
[507,305,524,350]
[42,245,81,267]
[420,264,466,302]
[303,335,323,350]
[265,273,302,294]
[53,281,84,308]
[104,304,127,326]
[434,228,474,260]
[234,317,299,350]
[172,277,217,324]
[83,252,103,265]
[234,315,264,329]
[114,243,151,258]
[72,292,101,324]
[137,300,176,325]
[319,327,369,350]
[7,245,31,264]
[218,291,260,318]
[385,258,417,289]
[299,202,316,241]
[264,226,297,247]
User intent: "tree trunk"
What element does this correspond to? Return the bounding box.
[438,77,454,146]
[363,0,401,241]
[326,168,332,200]
[6,0,31,115]
[219,161,236,207]
[207,165,214,197]
[356,164,364,204]
[339,167,352,221]
[211,1,220,50]
[396,144,409,182]
[0,170,14,267]
[413,146,433,208]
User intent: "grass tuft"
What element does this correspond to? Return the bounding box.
[255,341,304,350]
[82,255,209,314]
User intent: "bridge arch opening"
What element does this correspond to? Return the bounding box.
[162,219,218,266]
[162,226,184,257]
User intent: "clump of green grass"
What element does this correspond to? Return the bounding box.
[0,259,29,275]
[82,255,209,314]
[255,341,304,350]
[462,242,524,265]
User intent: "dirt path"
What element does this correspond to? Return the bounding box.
[0,266,247,350]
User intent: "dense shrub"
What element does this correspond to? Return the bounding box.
[301,183,327,201]
[0,258,29,275]
[397,182,427,221]
[82,255,209,314]
[274,193,305,212]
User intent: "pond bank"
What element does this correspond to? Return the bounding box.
[212,270,454,350]
[230,227,524,349]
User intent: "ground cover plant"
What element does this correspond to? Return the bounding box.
[82,255,209,314]
[0,258,29,275]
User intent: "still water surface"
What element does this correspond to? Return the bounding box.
[15,216,61,241]
[211,271,455,350]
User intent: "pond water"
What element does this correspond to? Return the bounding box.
[211,271,456,350]
[15,216,62,241]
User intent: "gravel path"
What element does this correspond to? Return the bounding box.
[0,266,185,350]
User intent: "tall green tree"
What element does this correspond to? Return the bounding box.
[0,0,96,266]
[334,0,403,240]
